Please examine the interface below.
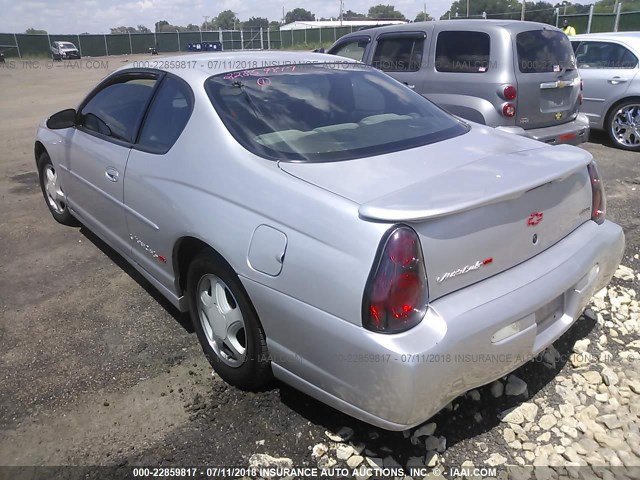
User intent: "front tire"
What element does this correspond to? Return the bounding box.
[37,152,77,226]
[187,250,272,390]
[607,100,640,151]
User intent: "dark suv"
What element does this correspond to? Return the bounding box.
[329,20,589,145]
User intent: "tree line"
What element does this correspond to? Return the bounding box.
[153,5,417,33]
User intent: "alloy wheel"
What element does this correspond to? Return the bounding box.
[610,104,640,149]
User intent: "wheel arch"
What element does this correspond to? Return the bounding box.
[173,236,234,296]
[34,141,47,165]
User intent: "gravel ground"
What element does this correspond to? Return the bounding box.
[0,57,638,480]
[121,269,640,480]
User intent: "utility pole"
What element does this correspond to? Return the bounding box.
[203,15,210,30]
[467,0,469,17]
[340,0,344,25]
[521,0,526,21]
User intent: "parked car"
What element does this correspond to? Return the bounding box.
[328,20,590,146]
[35,51,624,430]
[51,41,81,61]
[571,32,640,151]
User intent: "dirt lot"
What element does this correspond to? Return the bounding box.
[0,55,639,477]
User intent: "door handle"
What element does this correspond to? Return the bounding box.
[105,167,119,182]
[608,77,628,85]
[403,82,415,89]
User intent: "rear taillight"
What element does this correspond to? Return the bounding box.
[363,226,428,333]
[503,85,517,100]
[580,79,584,91]
[502,103,516,117]
[587,162,606,224]
[579,93,583,105]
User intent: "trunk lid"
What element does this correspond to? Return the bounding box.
[279,125,593,300]
[514,29,582,132]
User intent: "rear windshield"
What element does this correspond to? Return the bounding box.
[205,63,467,162]
[516,30,576,73]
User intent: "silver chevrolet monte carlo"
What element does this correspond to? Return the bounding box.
[35,51,624,430]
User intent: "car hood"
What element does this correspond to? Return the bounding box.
[278,123,592,221]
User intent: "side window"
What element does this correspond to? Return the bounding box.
[79,75,157,142]
[331,39,369,61]
[435,31,491,73]
[575,41,638,69]
[373,36,424,72]
[138,76,194,153]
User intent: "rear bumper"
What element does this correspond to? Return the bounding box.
[244,220,624,430]
[496,113,590,146]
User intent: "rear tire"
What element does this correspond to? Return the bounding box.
[187,250,272,390]
[37,152,77,226]
[607,100,640,151]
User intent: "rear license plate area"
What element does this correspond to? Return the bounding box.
[535,294,564,332]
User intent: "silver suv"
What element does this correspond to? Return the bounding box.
[51,41,81,61]
[329,20,589,146]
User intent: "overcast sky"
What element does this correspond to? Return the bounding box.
[0,0,456,34]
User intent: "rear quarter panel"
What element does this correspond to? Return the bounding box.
[422,25,514,127]
[122,81,389,328]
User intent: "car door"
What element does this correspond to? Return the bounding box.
[124,74,194,292]
[573,40,639,128]
[67,71,160,254]
[370,32,427,92]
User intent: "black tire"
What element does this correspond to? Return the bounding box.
[187,250,272,390]
[606,99,640,152]
[37,152,77,226]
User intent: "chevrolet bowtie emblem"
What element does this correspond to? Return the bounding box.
[555,112,563,120]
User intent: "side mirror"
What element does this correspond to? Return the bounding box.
[46,108,77,129]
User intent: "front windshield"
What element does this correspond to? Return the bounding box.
[60,42,76,49]
[205,63,468,162]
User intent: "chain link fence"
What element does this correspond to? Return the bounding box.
[558,10,640,34]
[2,12,640,59]
[0,27,353,59]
